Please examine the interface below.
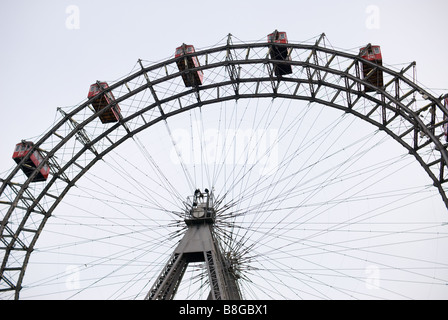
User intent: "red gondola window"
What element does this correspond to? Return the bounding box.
[175,48,183,57]
[361,45,382,61]
[12,141,50,182]
[87,82,121,124]
[360,45,383,91]
[267,31,288,44]
[267,30,292,76]
[175,44,204,87]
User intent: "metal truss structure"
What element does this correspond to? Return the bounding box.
[1,33,448,299]
[146,190,241,300]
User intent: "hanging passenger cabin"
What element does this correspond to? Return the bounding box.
[175,44,204,87]
[267,30,292,76]
[12,141,50,182]
[360,45,384,92]
[87,82,121,123]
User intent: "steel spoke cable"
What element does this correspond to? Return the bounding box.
[245,257,301,299]
[247,248,356,299]
[22,230,175,298]
[197,107,212,187]
[40,208,177,251]
[294,234,448,288]
[107,242,186,300]
[73,233,178,299]
[107,149,184,213]
[213,99,318,246]
[246,255,329,299]
[222,101,351,210]
[53,176,180,249]
[245,185,438,263]
[249,241,412,299]
[226,98,292,231]
[229,110,372,252]
[222,156,415,218]
[253,131,397,236]
[224,188,448,296]
[289,121,386,215]
[246,216,448,274]
[215,98,278,249]
[19,175,184,292]
[294,178,436,245]
[32,208,172,255]
[131,134,186,211]
[244,222,448,291]
[164,119,196,192]
[31,223,171,261]
[67,171,180,226]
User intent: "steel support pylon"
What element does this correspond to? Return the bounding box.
[145,190,242,300]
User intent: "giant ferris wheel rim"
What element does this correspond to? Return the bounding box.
[1,33,448,299]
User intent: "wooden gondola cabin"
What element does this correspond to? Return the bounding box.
[360,45,384,92]
[175,44,204,87]
[12,141,50,182]
[87,82,121,124]
[267,30,292,76]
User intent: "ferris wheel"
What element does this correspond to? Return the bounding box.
[1,31,448,300]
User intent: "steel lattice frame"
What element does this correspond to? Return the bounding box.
[1,34,448,299]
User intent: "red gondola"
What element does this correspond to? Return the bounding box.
[267,30,288,44]
[267,30,292,76]
[360,45,383,92]
[12,141,50,182]
[175,44,204,87]
[87,82,121,123]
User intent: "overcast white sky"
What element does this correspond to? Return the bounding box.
[1,0,448,299]
[0,0,447,171]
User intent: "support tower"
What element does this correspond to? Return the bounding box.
[145,189,242,300]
